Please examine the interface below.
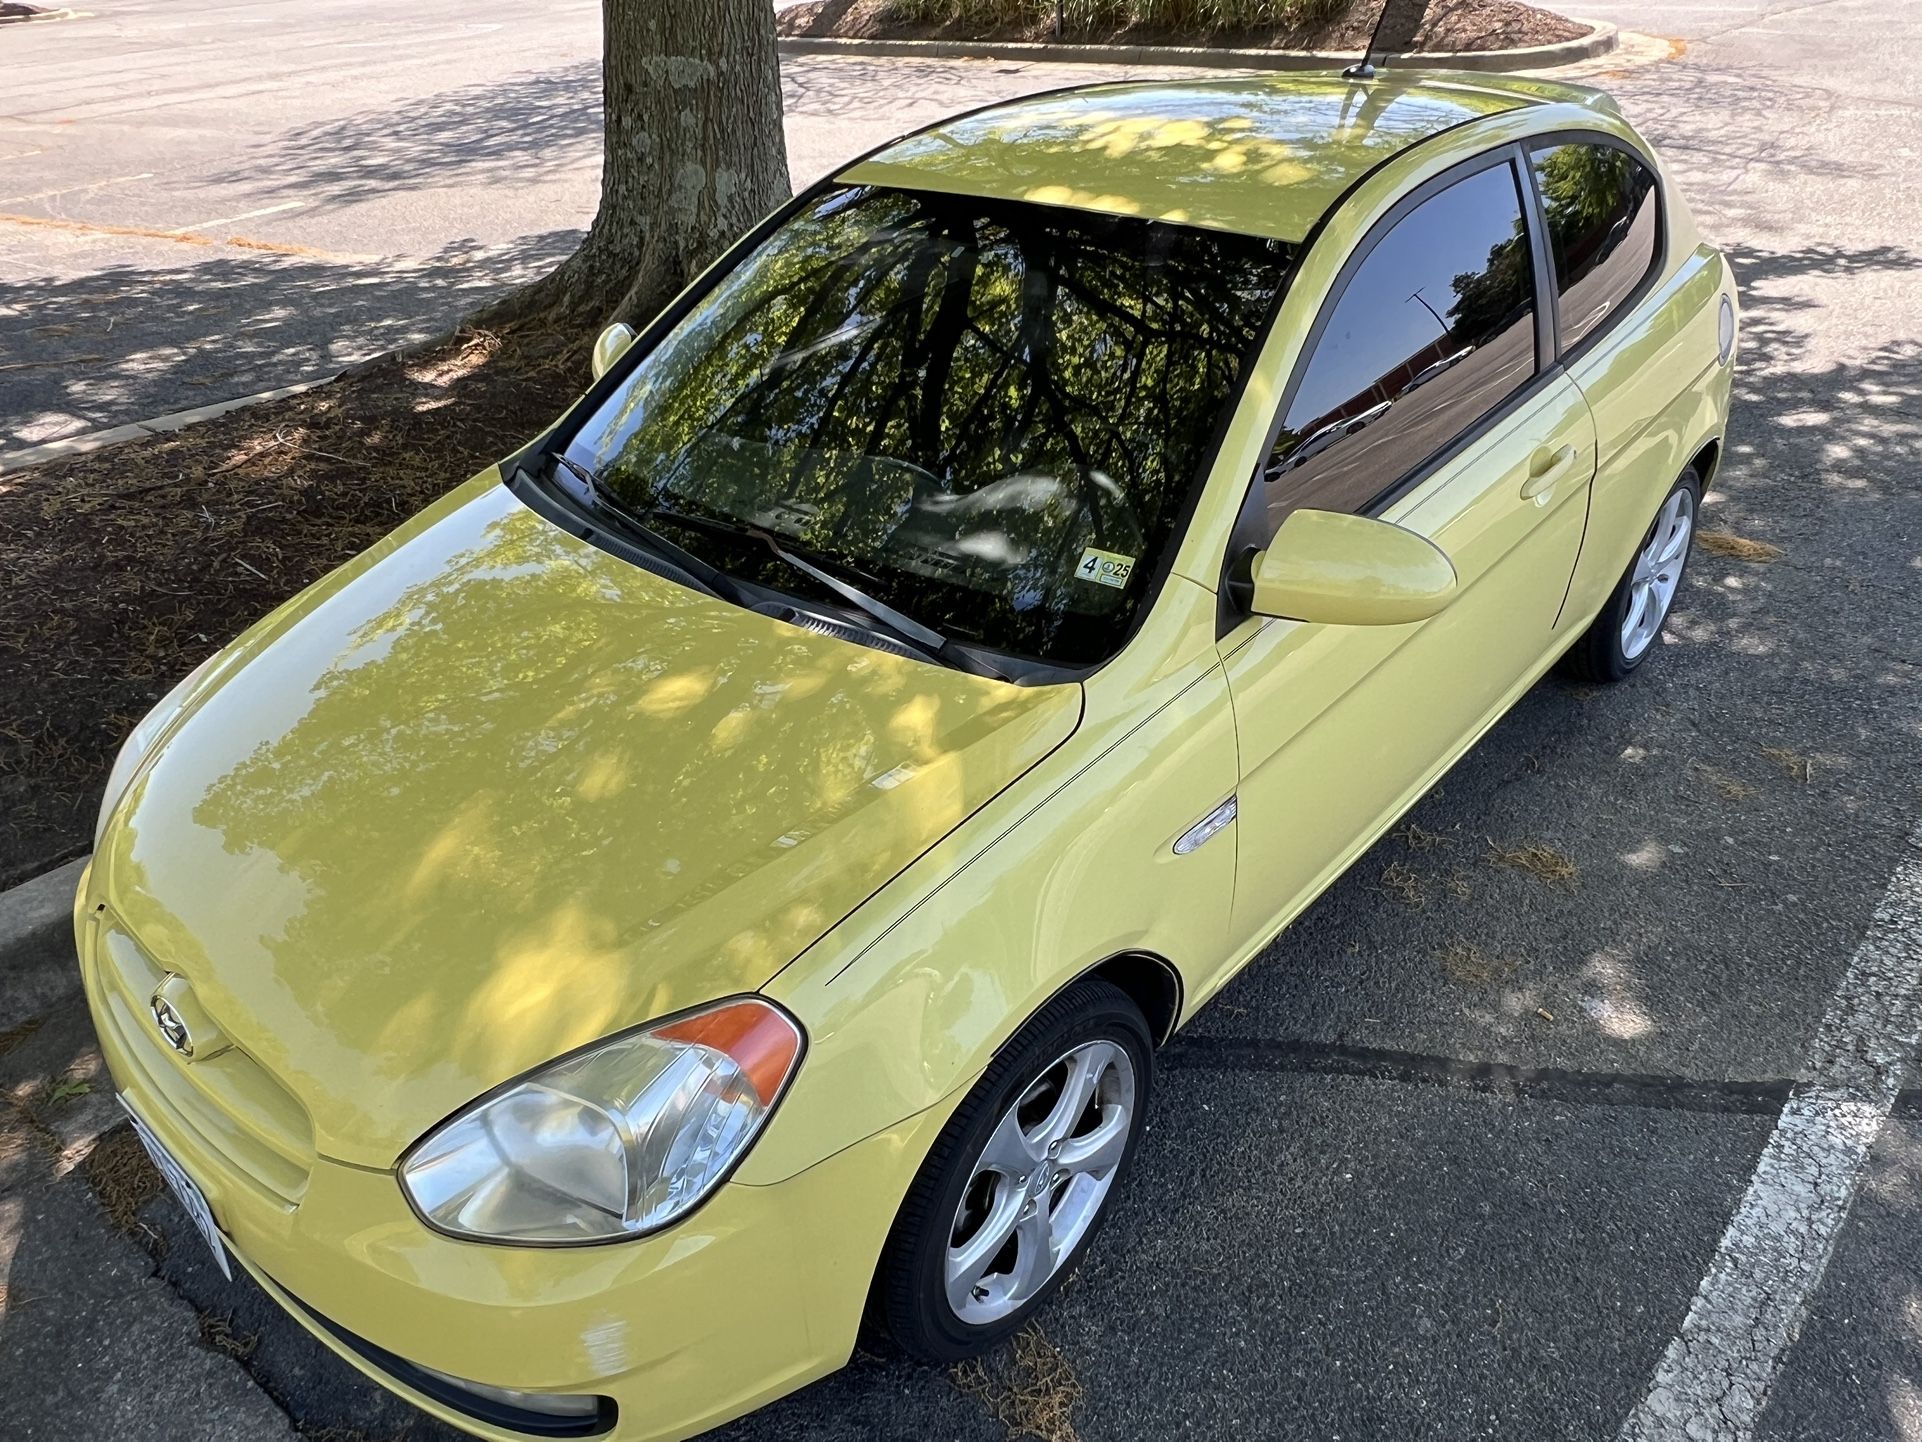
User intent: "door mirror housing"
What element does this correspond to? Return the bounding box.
[591,322,637,381]
[1245,510,1458,626]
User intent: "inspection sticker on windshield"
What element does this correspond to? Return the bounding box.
[1075,548,1136,589]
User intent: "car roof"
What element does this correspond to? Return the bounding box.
[839,70,1618,245]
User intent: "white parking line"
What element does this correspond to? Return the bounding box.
[1617,827,1922,1442]
[163,200,304,235]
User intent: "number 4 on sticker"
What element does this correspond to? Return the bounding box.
[1075,547,1135,590]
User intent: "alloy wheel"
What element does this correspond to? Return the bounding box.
[943,1040,1136,1325]
[1620,488,1695,660]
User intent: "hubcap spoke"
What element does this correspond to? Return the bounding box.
[1004,1206,1057,1304]
[978,1105,1043,1178]
[1657,525,1688,566]
[1623,583,1652,639]
[1655,498,1691,564]
[945,1182,1023,1313]
[1034,1043,1110,1150]
[1057,1108,1128,1178]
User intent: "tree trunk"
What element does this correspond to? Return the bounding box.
[477,0,791,335]
[1369,0,1430,57]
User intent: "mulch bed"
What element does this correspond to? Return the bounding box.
[778,0,1588,52]
[0,332,580,888]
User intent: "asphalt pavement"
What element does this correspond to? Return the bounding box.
[3,2,1922,1440]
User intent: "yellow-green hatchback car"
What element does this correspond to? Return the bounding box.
[80,71,1736,1440]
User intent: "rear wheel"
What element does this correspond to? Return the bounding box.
[875,977,1152,1363]
[1560,467,1700,683]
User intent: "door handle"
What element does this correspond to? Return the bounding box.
[1520,445,1578,501]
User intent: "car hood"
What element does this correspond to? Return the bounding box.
[97,480,1080,1168]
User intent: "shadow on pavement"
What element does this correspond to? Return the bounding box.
[194,51,1041,212]
[204,62,604,211]
[780,53,1070,124]
[0,230,580,450]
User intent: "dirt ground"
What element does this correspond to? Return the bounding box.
[777,0,1588,53]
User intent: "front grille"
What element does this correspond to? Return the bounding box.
[91,915,315,1206]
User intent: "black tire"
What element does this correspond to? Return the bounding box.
[874,976,1153,1364]
[1559,467,1703,684]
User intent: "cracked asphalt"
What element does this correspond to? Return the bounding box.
[3,1,1921,1439]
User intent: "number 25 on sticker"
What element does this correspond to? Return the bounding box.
[1076,548,1136,589]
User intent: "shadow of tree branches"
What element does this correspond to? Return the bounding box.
[0,230,580,448]
[189,51,983,212]
[203,61,605,209]
[1708,241,1922,639]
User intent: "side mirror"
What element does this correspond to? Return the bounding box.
[590,322,637,381]
[1246,510,1457,626]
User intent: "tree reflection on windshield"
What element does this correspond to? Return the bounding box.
[568,186,1291,666]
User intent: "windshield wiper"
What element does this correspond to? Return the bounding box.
[550,455,1006,681]
[760,527,945,650]
[646,505,1010,681]
[550,454,745,606]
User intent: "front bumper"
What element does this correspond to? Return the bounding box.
[77,874,949,1441]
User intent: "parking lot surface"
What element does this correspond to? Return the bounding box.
[2,1,1921,1439]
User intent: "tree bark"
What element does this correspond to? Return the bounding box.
[1369,0,1430,56]
[476,0,791,335]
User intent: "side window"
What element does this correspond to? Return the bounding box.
[1258,161,1539,536]
[1529,140,1660,352]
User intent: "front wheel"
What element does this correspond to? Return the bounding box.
[1560,468,1701,683]
[874,976,1152,1363]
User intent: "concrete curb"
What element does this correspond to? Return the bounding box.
[0,854,88,1033]
[0,377,332,477]
[777,19,1618,73]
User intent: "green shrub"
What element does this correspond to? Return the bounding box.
[884,0,1356,33]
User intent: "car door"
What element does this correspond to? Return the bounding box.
[1209,148,1599,970]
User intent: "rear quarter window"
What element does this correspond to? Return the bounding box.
[1529,140,1662,353]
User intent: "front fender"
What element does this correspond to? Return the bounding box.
[743,578,1239,1184]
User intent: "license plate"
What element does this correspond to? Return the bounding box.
[120,1097,232,1280]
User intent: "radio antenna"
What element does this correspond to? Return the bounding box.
[1343,0,1400,79]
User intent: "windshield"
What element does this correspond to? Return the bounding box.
[563,185,1292,668]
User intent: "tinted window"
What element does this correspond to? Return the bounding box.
[565,186,1291,668]
[1530,141,1659,351]
[1257,162,1538,536]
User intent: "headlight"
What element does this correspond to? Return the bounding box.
[399,998,803,1245]
[95,656,216,846]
